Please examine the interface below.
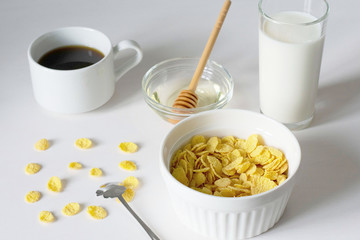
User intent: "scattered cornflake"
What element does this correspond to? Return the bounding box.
[25,163,41,175]
[119,142,138,153]
[47,176,62,192]
[90,168,103,177]
[39,211,55,223]
[87,206,107,220]
[75,138,92,149]
[25,191,41,203]
[69,162,83,170]
[170,134,289,197]
[34,138,49,151]
[122,188,135,202]
[62,202,81,216]
[119,160,137,171]
[123,176,140,189]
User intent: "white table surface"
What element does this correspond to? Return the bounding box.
[1,0,359,239]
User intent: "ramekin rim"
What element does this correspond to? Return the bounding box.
[159,109,301,202]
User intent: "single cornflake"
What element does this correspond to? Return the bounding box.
[25,163,41,174]
[119,160,137,171]
[25,191,41,203]
[39,211,55,223]
[119,142,138,153]
[34,138,49,151]
[47,176,62,192]
[87,206,107,220]
[62,202,80,216]
[75,138,92,149]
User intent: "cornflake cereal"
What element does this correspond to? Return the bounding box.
[34,138,49,151]
[69,162,83,169]
[39,211,55,223]
[116,188,135,203]
[87,206,107,220]
[170,134,289,197]
[62,202,81,216]
[47,176,62,192]
[25,191,41,203]
[119,142,138,153]
[123,176,139,189]
[119,161,137,171]
[90,168,103,177]
[25,163,41,175]
[75,138,92,149]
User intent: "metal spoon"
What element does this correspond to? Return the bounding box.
[96,182,160,240]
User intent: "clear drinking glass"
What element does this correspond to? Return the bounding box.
[258,0,329,130]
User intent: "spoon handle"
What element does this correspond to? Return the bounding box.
[117,196,160,240]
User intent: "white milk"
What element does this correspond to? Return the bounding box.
[259,11,325,124]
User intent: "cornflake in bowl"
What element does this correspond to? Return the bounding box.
[160,109,301,239]
[170,134,289,198]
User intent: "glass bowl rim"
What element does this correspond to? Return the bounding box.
[141,57,234,117]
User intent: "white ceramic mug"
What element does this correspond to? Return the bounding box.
[28,26,143,113]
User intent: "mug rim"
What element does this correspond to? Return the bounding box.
[27,26,112,72]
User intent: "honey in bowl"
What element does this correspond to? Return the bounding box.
[142,58,234,124]
[151,78,223,108]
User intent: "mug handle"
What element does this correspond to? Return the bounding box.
[112,40,143,82]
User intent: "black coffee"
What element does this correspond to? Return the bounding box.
[38,45,104,70]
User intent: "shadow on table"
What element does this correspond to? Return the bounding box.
[95,37,205,114]
[265,75,360,232]
[92,45,168,113]
[312,76,360,126]
[274,132,360,229]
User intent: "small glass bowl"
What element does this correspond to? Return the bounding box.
[142,58,234,123]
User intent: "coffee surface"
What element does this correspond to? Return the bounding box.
[38,45,104,70]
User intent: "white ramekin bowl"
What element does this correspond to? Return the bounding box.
[160,109,301,240]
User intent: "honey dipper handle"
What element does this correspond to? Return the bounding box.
[188,0,231,92]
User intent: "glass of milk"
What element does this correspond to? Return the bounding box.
[258,0,329,130]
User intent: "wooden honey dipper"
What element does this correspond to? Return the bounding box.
[172,0,231,109]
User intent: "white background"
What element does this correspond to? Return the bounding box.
[1,0,359,239]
